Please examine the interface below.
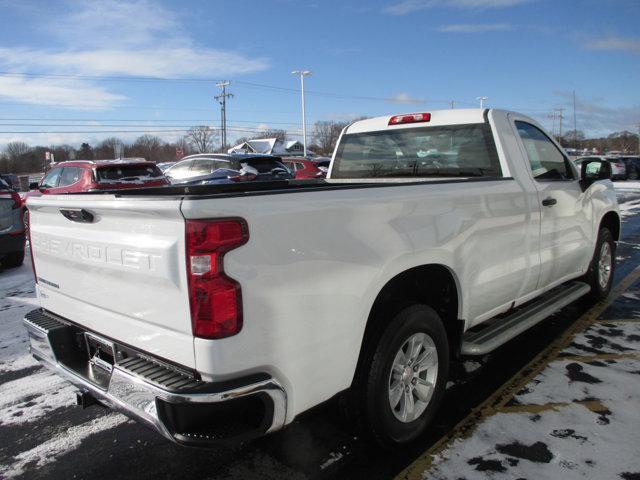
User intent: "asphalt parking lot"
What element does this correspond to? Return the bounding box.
[1,183,640,480]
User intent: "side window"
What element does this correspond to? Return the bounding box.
[190,159,215,175]
[212,160,231,171]
[40,168,62,188]
[58,167,81,187]
[515,121,573,181]
[295,162,305,170]
[165,160,193,178]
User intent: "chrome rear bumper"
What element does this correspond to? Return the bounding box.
[24,308,287,447]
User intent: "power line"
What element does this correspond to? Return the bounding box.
[0,71,471,105]
[0,126,304,135]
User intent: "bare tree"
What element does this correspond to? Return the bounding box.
[186,126,218,153]
[313,121,349,155]
[5,141,31,161]
[256,129,287,142]
[129,134,163,160]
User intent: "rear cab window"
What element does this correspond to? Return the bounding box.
[331,123,501,179]
[95,164,163,183]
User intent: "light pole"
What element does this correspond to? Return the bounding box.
[292,70,312,156]
[476,96,488,108]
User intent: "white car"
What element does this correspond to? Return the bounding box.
[24,109,619,447]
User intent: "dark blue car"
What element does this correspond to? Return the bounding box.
[165,154,293,186]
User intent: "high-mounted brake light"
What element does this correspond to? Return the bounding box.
[186,218,249,339]
[388,113,431,125]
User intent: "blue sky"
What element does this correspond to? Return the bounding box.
[0,0,638,148]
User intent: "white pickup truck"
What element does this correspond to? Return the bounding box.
[23,109,620,447]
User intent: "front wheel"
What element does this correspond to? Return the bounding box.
[352,304,449,447]
[581,227,615,303]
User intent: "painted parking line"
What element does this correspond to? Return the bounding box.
[396,263,640,480]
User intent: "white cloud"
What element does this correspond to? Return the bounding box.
[0,76,126,109]
[0,47,268,78]
[584,36,640,55]
[388,93,426,104]
[534,92,640,137]
[0,0,269,110]
[437,23,512,33]
[384,0,530,15]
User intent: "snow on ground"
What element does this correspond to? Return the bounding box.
[428,400,640,480]
[615,181,640,192]
[0,258,127,478]
[0,414,128,479]
[424,318,640,479]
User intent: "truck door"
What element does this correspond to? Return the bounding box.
[511,118,592,289]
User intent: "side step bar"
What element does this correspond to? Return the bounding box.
[461,281,591,356]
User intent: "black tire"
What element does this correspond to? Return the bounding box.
[581,227,615,303]
[350,304,449,447]
[3,250,25,269]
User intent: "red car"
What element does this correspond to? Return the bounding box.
[282,158,326,179]
[25,159,169,198]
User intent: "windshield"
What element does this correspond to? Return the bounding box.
[331,123,501,179]
[96,164,163,182]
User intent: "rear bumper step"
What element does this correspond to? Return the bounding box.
[23,308,287,447]
[461,281,590,356]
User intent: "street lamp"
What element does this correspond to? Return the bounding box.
[477,96,488,109]
[292,70,312,157]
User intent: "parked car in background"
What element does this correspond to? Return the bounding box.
[575,156,626,180]
[0,173,21,191]
[619,156,640,180]
[165,153,293,184]
[25,159,169,198]
[314,157,331,175]
[0,177,25,269]
[281,157,325,179]
[157,161,177,172]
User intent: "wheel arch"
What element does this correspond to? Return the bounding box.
[351,264,463,387]
[600,210,620,241]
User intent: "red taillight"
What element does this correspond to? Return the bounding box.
[26,210,37,283]
[229,173,257,182]
[388,113,431,125]
[0,191,21,208]
[186,219,249,339]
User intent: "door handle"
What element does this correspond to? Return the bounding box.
[542,197,557,207]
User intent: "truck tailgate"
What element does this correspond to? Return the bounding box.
[27,194,195,368]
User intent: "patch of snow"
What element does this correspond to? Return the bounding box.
[0,370,77,426]
[320,451,345,470]
[0,413,128,478]
[428,400,640,480]
[514,357,639,406]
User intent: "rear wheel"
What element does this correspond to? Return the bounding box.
[350,304,449,447]
[581,227,615,303]
[3,250,25,269]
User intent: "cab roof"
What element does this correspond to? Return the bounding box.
[345,108,493,134]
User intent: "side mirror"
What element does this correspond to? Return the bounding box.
[29,182,39,190]
[579,160,612,191]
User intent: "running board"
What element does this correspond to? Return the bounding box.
[461,281,591,356]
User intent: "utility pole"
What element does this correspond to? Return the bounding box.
[555,108,565,144]
[292,70,312,156]
[215,81,233,152]
[572,90,578,148]
[549,112,557,137]
[450,100,456,109]
[476,96,488,109]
